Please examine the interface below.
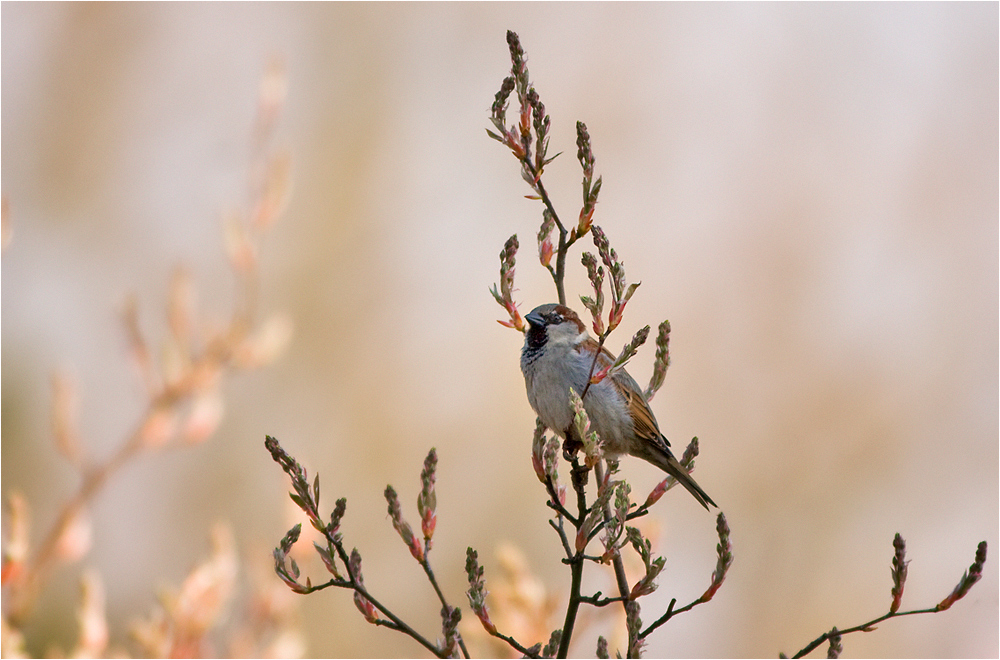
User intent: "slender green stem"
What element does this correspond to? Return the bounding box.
[544,473,579,525]
[639,598,677,639]
[579,593,626,607]
[549,518,574,558]
[577,333,608,411]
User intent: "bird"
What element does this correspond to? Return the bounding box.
[520,303,716,510]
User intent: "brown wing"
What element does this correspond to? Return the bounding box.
[577,337,670,448]
[581,340,715,508]
[613,377,668,447]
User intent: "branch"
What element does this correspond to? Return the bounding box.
[640,513,732,639]
[488,31,600,308]
[785,537,987,658]
[265,436,467,659]
[556,459,593,658]
[594,460,640,658]
[464,547,542,658]
[3,70,292,622]
[489,29,728,659]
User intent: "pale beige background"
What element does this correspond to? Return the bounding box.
[2,3,997,658]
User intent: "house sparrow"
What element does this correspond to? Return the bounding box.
[521,303,717,510]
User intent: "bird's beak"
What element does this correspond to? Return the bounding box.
[525,310,544,327]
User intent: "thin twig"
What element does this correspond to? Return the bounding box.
[521,157,569,306]
[548,518,575,559]
[790,605,969,658]
[579,593,627,607]
[544,474,579,525]
[420,557,471,659]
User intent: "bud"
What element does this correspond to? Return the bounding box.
[531,420,547,483]
[350,549,379,623]
[465,547,496,634]
[418,450,438,544]
[569,388,603,468]
[701,513,733,602]
[236,313,294,368]
[643,478,669,509]
[937,540,987,611]
[223,213,257,275]
[139,406,178,449]
[889,533,908,613]
[2,492,29,586]
[827,628,842,659]
[385,486,423,563]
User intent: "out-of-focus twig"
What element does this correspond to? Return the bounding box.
[2,63,293,624]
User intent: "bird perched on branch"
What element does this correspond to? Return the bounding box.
[520,303,716,510]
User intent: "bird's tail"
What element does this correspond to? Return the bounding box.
[647,446,717,510]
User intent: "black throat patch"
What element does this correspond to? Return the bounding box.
[521,323,548,365]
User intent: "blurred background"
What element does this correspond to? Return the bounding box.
[2,3,996,658]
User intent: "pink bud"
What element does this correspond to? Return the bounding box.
[532,451,546,484]
[354,592,378,623]
[701,582,722,602]
[539,239,553,267]
[56,508,92,563]
[644,478,669,509]
[590,366,610,384]
[408,535,425,563]
[575,529,586,554]
[509,138,526,160]
[422,510,436,542]
[182,388,224,445]
[476,609,497,635]
[630,580,653,600]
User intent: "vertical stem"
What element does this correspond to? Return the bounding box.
[521,157,568,306]
[557,460,590,658]
[594,460,636,657]
[554,225,568,306]
[557,555,584,658]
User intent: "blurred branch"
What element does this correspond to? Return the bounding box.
[2,63,293,624]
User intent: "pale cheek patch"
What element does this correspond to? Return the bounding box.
[546,326,588,347]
